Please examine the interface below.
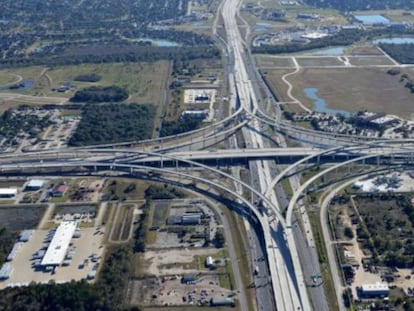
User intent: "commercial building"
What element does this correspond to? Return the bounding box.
[358,283,390,298]
[25,179,45,191]
[51,184,69,197]
[181,109,209,120]
[0,188,17,198]
[41,221,77,267]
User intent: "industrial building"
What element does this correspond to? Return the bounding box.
[167,213,202,225]
[24,179,45,191]
[0,188,17,198]
[182,213,202,225]
[181,109,209,120]
[19,230,33,242]
[41,221,78,267]
[205,256,214,268]
[0,263,13,280]
[181,274,198,284]
[358,283,390,298]
[210,298,235,307]
[6,242,23,261]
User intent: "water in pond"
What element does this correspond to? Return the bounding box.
[309,46,345,56]
[373,37,414,44]
[0,80,33,91]
[303,87,353,117]
[354,15,390,24]
[150,39,180,47]
[127,38,180,47]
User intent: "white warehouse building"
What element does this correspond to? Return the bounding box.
[41,221,78,267]
[359,283,389,298]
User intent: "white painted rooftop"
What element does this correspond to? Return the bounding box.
[361,283,389,292]
[0,188,17,195]
[27,179,45,188]
[41,221,77,266]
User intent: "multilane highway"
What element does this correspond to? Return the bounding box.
[3,1,414,311]
[219,0,310,309]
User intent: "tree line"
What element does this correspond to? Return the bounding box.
[0,45,220,68]
[70,86,129,103]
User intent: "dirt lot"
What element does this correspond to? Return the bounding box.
[285,67,414,117]
[144,248,223,276]
[128,276,233,307]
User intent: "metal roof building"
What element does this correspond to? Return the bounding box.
[210,298,235,307]
[0,188,17,198]
[25,179,45,191]
[0,263,13,280]
[360,283,389,298]
[205,256,214,267]
[7,242,23,261]
[41,221,77,266]
[182,213,201,225]
[19,230,33,242]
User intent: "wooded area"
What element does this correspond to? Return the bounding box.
[160,119,202,137]
[70,86,129,103]
[69,103,156,146]
[380,43,414,64]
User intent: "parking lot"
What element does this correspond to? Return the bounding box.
[0,227,104,289]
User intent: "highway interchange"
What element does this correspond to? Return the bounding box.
[2,0,414,310]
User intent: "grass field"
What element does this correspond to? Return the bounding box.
[348,56,395,66]
[284,67,414,117]
[0,61,171,106]
[296,57,344,67]
[111,203,135,241]
[255,56,295,68]
[0,72,20,85]
[347,45,383,56]
[261,69,292,102]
